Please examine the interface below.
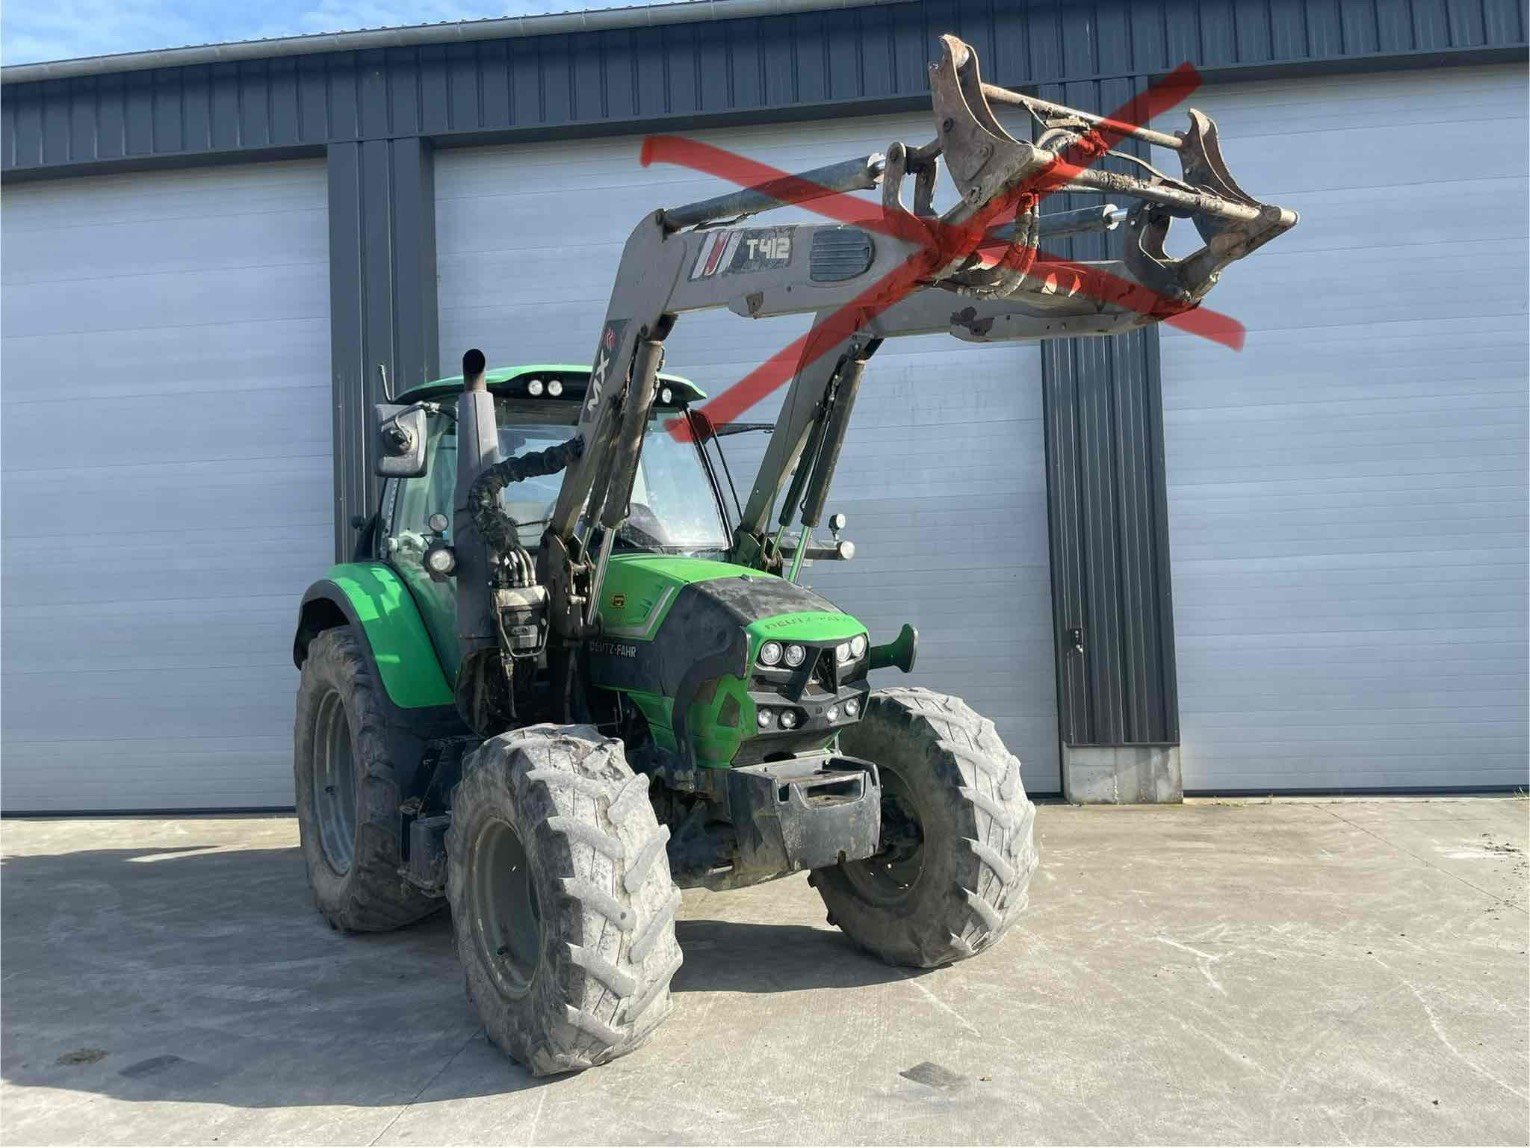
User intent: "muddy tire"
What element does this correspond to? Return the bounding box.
[813,687,1037,968]
[446,725,682,1075]
[293,627,442,932]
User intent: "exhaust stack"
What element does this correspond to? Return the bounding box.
[454,348,499,660]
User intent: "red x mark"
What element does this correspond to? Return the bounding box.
[642,63,1244,438]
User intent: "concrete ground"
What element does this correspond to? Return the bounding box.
[1,798,1525,1147]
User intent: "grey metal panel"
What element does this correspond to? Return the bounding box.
[0,160,332,811]
[1159,65,1529,790]
[1044,326,1180,747]
[433,111,1062,793]
[3,0,1523,178]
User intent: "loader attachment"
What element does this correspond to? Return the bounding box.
[924,34,1297,314]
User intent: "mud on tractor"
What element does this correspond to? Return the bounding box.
[292,36,1294,1074]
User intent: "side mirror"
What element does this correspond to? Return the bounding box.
[373,403,427,478]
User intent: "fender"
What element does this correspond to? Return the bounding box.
[294,563,455,710]
[294,563,466,809]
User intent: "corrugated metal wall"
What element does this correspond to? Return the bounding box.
[433,110,1062,793]
[6,0,1522,177]
[0,161,333,811]
[0,0,1522,806]
[1160,64,1529,790]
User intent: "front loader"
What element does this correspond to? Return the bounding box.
[292,35,1295,1075]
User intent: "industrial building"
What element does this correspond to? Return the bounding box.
[2,0,1525,811]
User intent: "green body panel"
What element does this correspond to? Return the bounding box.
[685,673,757,767]
[323,563,455,709]
[595,554,744,638]
[625,692,678,752]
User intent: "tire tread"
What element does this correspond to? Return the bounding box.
[815,686,1038,968]
[293,628,441,933]
[446,725,682,1075]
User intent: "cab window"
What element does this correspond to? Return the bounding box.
[388,396,730,556]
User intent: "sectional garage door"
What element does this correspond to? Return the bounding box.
[1,161,333,811]
[1159,66,1529,791]
[435,112,1062,794]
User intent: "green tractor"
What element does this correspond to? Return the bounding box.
[291,36,1294,1074]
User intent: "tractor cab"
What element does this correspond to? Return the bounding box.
[376,365,722,673]
[386,365,726,560]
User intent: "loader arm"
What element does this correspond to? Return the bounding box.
[523,34,1295,710]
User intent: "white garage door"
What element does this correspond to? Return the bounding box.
[1159,65,1529,791]
[436,113,1062,793]
[2,161,333,812]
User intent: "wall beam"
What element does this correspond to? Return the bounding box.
[1035,74,1182,800]
[326,136,439,559]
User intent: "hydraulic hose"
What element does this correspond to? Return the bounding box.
[468,436,584,555]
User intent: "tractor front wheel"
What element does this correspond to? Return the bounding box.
[446,725,683,1075]
[293,627,442,931]
[813,687,1038,968]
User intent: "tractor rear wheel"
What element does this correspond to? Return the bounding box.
[293,627,442,932]
[446,725,683,1075]
[813,687,1037,968]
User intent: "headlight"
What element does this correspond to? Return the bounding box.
[844,698,859,717]
[757,708,773,728]
[825,705,839,723]
[850,633,867,659]
[527,378,544,396]
[778,710,799,729]
[546,379,563,397]
[784,644,807,667]
[423,544,456,577]
[759,641,783,667]
[835,642,852,664]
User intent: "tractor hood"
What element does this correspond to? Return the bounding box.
[587,554,869,767]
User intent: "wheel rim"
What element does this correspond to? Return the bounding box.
[843,763,926,905]
[468,817,543,998]
[313,690,358,875]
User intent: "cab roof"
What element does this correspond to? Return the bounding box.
[396,363,706,407]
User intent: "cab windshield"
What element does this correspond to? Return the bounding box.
[451,399,729,556]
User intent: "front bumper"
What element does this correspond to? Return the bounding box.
[725,753,881,883]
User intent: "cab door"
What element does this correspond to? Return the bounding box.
[385,410,461,677]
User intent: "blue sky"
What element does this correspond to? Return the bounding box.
[1,0,666,66]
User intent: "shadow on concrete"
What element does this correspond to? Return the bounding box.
[673,917,905,994]
[0,839,904,1109]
